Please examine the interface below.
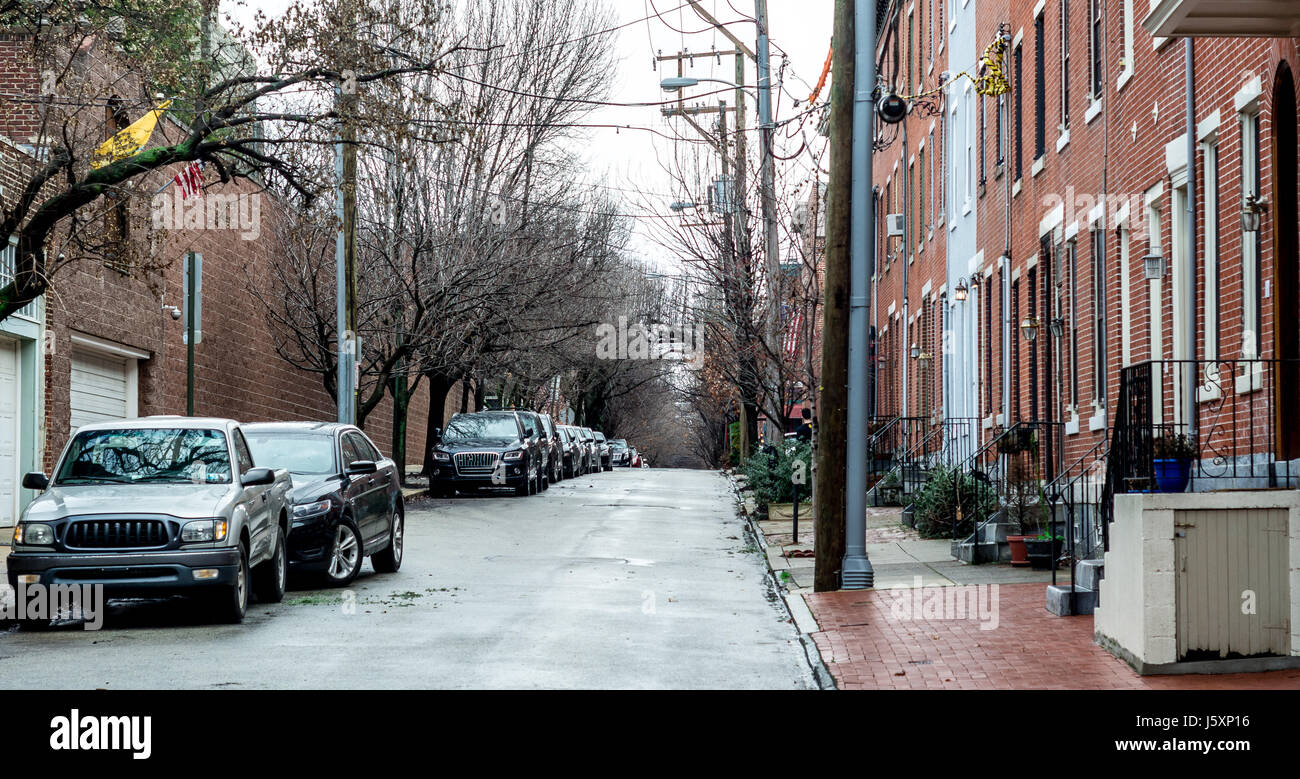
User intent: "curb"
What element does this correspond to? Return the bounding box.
[722,470,836,691]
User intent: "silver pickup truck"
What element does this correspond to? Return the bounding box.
[6,417,293,625]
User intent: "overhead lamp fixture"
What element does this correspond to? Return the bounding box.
[1020,315,1041,342]
[1143,253,1165,280]
[1241,193,1269,233]
[954,279,969,301]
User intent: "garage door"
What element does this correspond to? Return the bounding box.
[0,338,18,526]
[70,348,134,432]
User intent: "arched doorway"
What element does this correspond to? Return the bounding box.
[1274,63,1300,461]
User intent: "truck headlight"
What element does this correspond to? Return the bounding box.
[181,519,228,543]
[503,451,524,461]
[15,523,53,545]
[292,499,332,519]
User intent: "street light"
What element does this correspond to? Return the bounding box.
[669,201,700,212]
[660,76,758,97]
[911,342,921,359]
[1049,316,1066,339]
[1020,315,1041,342]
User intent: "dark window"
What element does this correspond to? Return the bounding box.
[1068,240,1079,407]
[984,277,994,415]
[1014,43,1024,179]
[979,92,987,187]
[1028,263,1039,421]
[1061,0,1071,130]
[1092,229,1107,403]
[1090,0,1103,98]
[1011,279,1022,420]
[1035,14,1046,159]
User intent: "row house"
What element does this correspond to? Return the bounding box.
[868,0,1300,669]
[0,26,461,529]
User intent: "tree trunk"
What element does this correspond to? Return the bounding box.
[815,0,853,592]
[420,372,455,477]
[460,379,471,413]
[391,368,409,487]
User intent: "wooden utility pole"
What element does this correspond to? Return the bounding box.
[814,0,854,592]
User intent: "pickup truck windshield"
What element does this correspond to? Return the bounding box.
[55,428,232,485]
[444,416,518,441]
[245,432,336,475]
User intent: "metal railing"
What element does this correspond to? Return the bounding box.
[1110,358,1300,496]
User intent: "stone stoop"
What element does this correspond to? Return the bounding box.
[1046,559,1105,616]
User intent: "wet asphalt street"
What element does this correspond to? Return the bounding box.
[0,468,813,689]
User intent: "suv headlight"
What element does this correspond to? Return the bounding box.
[432,451,451,462]
[15,523,53,545]
[503,451,524,461]
[181,519,229,543]
[292,499,332,519]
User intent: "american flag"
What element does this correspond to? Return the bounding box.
[173,161,204,199]
[783,308,803,358]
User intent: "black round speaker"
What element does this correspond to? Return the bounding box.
[877,93,908,124]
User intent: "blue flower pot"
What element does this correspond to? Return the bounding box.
[1153,458,1191,493]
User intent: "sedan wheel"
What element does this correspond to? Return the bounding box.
[325,519,363,586]
[372,508,403,573]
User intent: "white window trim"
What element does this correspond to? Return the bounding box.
[1085,97,1103,124]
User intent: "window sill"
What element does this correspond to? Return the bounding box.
[1056,129,1071,153]
[1117,67,1134,93]
[1085,98,1103,125]
[1031,156,1045,178]
[1012,179,1022,198]
[1088,409,1107,432]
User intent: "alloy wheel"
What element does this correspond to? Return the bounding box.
[328,524,360,581]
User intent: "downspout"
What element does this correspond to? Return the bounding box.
[1184,38,1198,440]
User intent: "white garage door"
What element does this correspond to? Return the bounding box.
[70,348,135,432]
[0,338,18,526]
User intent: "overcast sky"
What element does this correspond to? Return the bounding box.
[223,0,835,272]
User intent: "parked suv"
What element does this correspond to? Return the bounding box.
[429,411,539,497]
[6,417,294,625]
[558,425,584,477]
[578,427,599,474]
[609,439,630,467]
[593,431,612,471]
[538,413,564,484]
[515,410,551,492]
[244,422,404,586]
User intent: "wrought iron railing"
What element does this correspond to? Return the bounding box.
[1110,358,1300,496]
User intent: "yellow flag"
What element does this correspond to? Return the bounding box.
[90,100,172,169]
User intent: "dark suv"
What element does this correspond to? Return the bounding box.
[609,439,630,467]
[538,413,564,484]
[515,410,551,492]
[558,425,584,477]
[429,411,539,497]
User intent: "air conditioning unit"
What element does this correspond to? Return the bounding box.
[886,213,905,237]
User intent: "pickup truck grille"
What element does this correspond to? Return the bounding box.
[454,451,500,475]
[66,519,170,549]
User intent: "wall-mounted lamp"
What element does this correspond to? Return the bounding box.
[1049,316,1065,339]
[916,351,933,368]
[910,342,921,359]
[1241,193,1269,233]
[1143,253,1165,280]
[953,279,969,301]
[1020,315,1041,342]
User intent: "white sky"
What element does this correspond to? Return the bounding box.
[222,0,836,272]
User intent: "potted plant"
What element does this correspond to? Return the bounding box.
[1003,457,1040,567]
[1152,433,1196,493]
[1024,529,1064,570]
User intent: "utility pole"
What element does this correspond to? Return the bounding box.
[755,0,782,446]
[840,0,876,589]
[335,65,358,425]
[814,0,854,592]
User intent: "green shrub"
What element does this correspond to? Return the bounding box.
[740,440,813,505]
[911,465,999,539]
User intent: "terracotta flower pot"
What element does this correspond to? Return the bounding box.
[1007,535,1031,567]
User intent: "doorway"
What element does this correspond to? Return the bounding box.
[1274,63,1300,461]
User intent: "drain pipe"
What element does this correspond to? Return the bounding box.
[1184,38,1198,441]
[842,0,877,589]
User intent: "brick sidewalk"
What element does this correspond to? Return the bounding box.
[805,583,1300,690]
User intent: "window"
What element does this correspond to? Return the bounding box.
[929,129,936,226]
[1067,239,1079,408]
[1011,279,1022,419]
[1089,0,1103,98]
[919,146,927,242]
[1029,263,1040,421]
[966,90,974,203]
[1014,43,1024,179]
[979,92,987,187]
[908,11,915,94]
[984,275,995,415]
[1092,228,1107,403]
[233,430,254,475]
[1242,111,1261,357]
[1202,140,1219,360]
[1119,0,1134,88]
[1034,13,1046,159]
[996,93,1006,167]
[907,162,915,255]
[1060,0,1071,131]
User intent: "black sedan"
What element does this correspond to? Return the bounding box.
[244,422,404,586]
